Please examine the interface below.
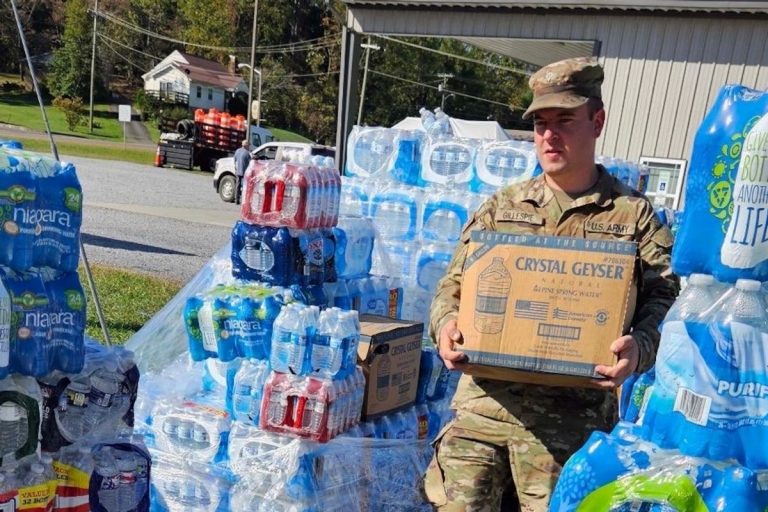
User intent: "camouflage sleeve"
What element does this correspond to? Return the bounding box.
[428,198,497,344]
[631,202,680,373]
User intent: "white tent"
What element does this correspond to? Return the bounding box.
[391,117,510,141]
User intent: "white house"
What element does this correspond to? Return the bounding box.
[142,50,247,111]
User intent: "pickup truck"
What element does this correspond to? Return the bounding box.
[213,142,336,202]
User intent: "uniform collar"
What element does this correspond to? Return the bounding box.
[522,164,614,209]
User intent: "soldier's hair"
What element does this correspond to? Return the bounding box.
[587,97,604,119]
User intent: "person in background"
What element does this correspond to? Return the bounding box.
[234,139,251,204]
[423,57,679,511]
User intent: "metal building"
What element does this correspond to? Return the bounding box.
[337,0,768,209]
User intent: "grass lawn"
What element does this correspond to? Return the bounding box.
[267,126,313,143]
[12,136,155,166]
[0,91,126,141]
[78,264,182,345]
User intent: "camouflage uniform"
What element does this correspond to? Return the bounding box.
[424,168,680,511]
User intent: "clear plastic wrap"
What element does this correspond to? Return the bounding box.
[125,243,234,375]
[551,421,768,511]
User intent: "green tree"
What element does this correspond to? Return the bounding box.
[177,0,236,62]
[53,96,85,131]
[48,0,95,99]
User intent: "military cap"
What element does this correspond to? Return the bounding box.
[522,57,604,119]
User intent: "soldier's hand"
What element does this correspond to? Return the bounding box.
[438,319,468,370]
[591,335,639,390]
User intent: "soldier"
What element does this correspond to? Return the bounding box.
[423,57,679,511]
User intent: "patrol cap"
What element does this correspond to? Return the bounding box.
[522,57,604,119]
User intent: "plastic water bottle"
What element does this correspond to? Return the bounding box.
[270,305,297,373]
[96,461,120,512]
[117,454,138,511]
[339,176,370,217]
[84,366,121,436]
[333,215,375,280]
[711,279,768,372]
[664,273,720,322]
[415,244,454,294]
[370,185,422,241]
[0,278,9,380]
[24,462,47,486]
[419,107,435,132]
[58,379,91,441]
[421,191,471,244]
[232,359,269,424]
[0,403,24,457]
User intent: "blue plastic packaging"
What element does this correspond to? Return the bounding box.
[231,222,294,285]
[672,85,768,281]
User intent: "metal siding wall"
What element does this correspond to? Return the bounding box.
[348,8,768,160]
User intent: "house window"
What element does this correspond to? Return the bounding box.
[639,157,688,210]
[208,88,213,101]
[196,86,202,99]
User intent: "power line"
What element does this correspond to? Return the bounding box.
[94,9,338,54]
[375,35,530,76]
[99,33,161,61]
[369,69,522,110]
[99,38,147,72]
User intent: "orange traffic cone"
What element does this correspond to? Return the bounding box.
[154,146,163,167]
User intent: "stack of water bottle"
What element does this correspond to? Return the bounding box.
[550,274,768,509]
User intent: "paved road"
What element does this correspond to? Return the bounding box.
[71,155,240,284]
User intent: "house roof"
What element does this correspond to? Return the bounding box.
[143,51,244,90]
[342,0,768,13]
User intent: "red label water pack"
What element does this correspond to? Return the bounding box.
[241,161,340,229]
[259,369,364,443]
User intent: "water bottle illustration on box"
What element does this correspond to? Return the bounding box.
[475,257,512,334]
[642,277,768,468]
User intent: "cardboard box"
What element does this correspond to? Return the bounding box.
[357,315,423,420]
[457,231,636,386]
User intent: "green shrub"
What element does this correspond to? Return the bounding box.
[52,96,85,131]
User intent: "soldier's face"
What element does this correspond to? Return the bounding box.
[532,104,605,179]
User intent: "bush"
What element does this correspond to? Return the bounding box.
[52,96,85,131]
[134,89,162,122]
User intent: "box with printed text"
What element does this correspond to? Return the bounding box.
[357,315,423,420]
[457,231,636,387]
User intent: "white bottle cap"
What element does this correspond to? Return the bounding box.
[0,403,19,421]
[736,279,762,292]
[688,273,715,287]
[30,463,44,475]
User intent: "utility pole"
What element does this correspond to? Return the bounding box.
[246,0,259,136]
[437,73,453,110]
[357,38,379,126]
[88,0,99,133]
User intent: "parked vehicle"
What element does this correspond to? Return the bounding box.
[213,142,336,203]
[155,113,274,172]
